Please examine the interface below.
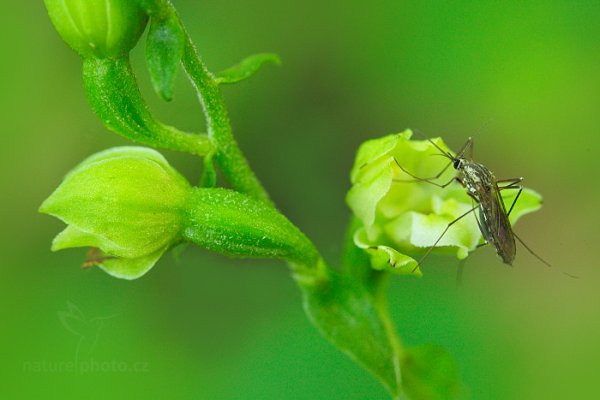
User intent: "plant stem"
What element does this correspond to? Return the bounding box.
[374,274,405,397]
[171,7,404,397]
[180,34,272,205]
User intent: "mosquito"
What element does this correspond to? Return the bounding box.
[394,135,554,274]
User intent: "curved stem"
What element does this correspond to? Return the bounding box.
[374,274,405,396]
[179,34,272,205]
[162,4,404,397]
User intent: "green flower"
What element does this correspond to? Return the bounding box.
[44,0,148,58]
[40,147,191,279]
[346,130,543,276]
[40,146,319,279]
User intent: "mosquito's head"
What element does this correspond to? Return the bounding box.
[453,158,464,170]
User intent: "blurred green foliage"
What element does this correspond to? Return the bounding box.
[1,1,598,399]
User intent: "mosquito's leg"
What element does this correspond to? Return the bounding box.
[394,137,473,184]
[393,159,457,188]
[504,188,523,218]
[512,232,551,268]
[467,195,487,241]
[500,185,577,278]
[392,157,454,184]
[468,195,492,250]
[513,233,578,278]
[466,191,479,203]
[358,153,453,183]
[456,258,467,287]
[496,177,524,217]
[412,204,480,273]
[498,177,523,189]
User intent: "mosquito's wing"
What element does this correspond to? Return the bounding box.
[462,162,517,265]
[480,185,516,265]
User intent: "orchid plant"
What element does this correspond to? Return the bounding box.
[41,1,543,399]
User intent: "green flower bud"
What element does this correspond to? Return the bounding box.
[40,147,191,279]
[44,0,148,58]
[346,130,543,276]
[41,147,319,279]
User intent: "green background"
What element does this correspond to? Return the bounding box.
[1,1,598,399]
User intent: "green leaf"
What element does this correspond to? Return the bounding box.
[402,344,461,400]
[300,271,403,398]
[215,53,281,85]
[83,57,213,156]
[295,218,405,398]
[182,188,319,266]
[146,12,185,101]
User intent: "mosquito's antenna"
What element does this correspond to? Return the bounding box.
[413,129,455,160]
[475,118,494,137]
[429,153,453,159]
[456,258,467,287]
[453,137,473,160]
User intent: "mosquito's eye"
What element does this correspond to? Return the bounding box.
[453,159,462,169]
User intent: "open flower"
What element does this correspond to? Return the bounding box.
[40,147,191,279]
[346,130,543,276]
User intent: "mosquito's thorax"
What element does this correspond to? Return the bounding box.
[454,159,497,197]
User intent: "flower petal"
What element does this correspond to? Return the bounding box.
[354,227,422,276]
[347,162,393,233]
[40,147,190,258]
[97,247,167,280]
[51,225,125,253]
[64,146,189,188]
